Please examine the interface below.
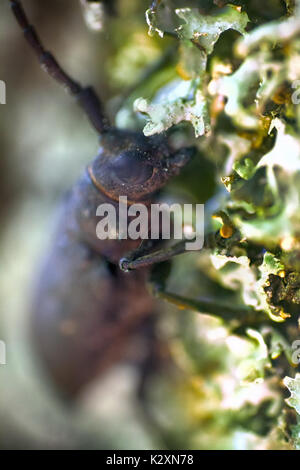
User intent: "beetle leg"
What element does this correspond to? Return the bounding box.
[9,0,110,134]
[120,239,164,269]
[119,239,190,272]
[119,231,217,272]
[119,227,244,272]
[153,288,265,328]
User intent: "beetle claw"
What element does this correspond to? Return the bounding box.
[119,257,130,272]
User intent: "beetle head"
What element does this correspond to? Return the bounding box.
[88,129,194,202]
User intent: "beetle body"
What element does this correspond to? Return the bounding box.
[32,175,150,397]
[8,0,194,398]
[32,128,191,396]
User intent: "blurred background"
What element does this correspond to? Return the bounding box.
[0,0,291,450]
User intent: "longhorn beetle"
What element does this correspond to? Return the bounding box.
[9,0,259,399]
[8,0,198,398]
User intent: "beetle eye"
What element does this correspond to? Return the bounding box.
[112,152,153,185]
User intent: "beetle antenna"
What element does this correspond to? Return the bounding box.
[9,0,110,135]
